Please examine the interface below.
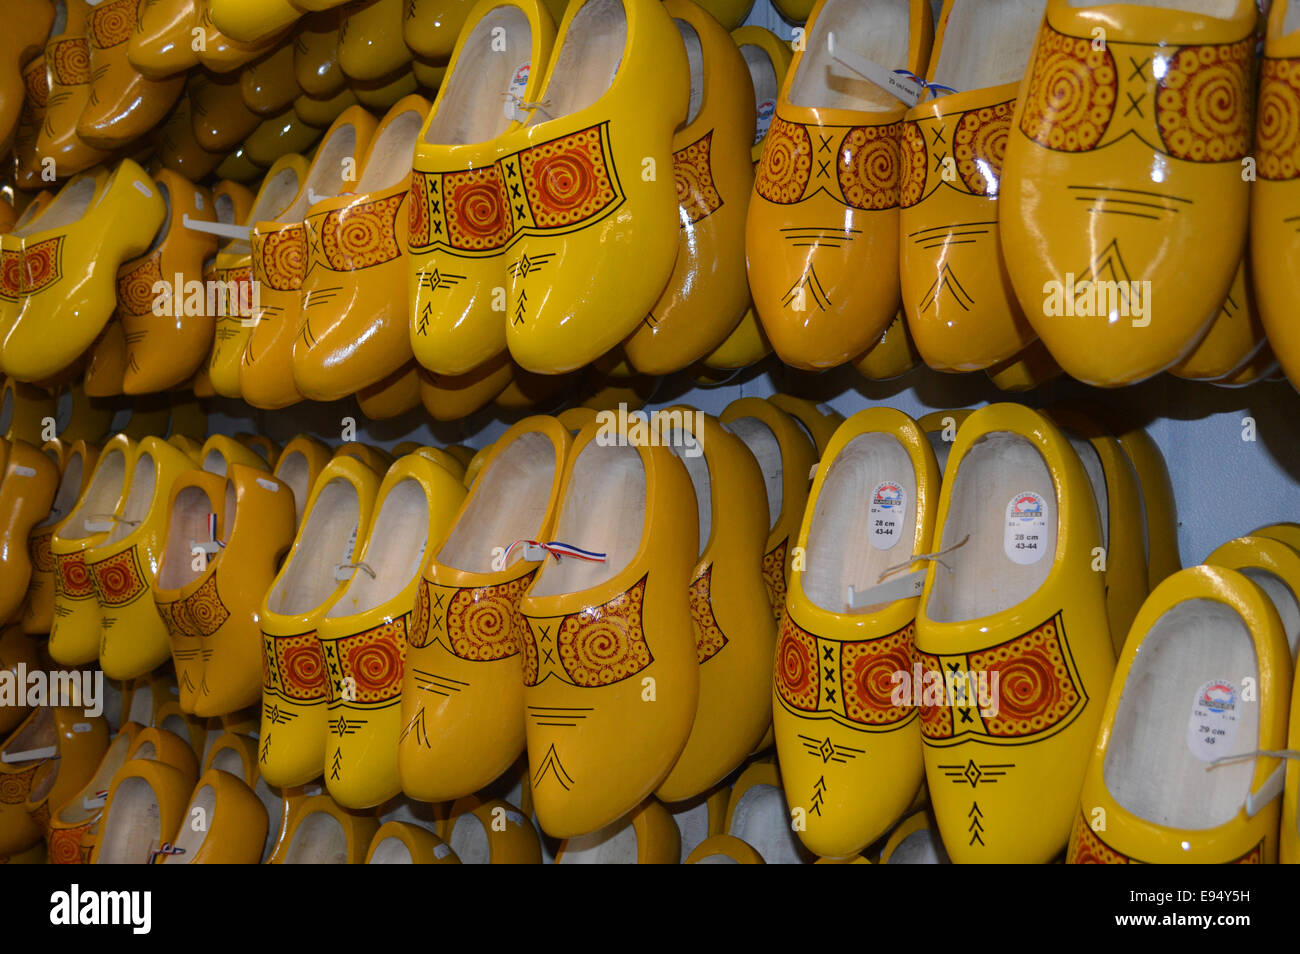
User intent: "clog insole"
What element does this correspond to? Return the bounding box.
[56,730,134,826]
[126,681,154,725]
[930,0,1045,93]
[279,123,357,222]
[437,431,557,573]
[728,782,816,864]
[34,451,84,530]
[1063,434,1109,551]
[724,417,784,532]
[266,477,360,615]
[1103,598,1259,830]
[284,811,350,864]
[740,44,779,142]
[102,452,158,546]
[59,448,127,543]
[423,5,531,146]
[11,175,99,238]
[273,450,313,522]
[669,433,712,559]
[527,0,626,124]
[789,0,912,113]
[673,21,704,127]
[803,431,917,614]
[96,777,163,864]
[448,811,491,864]
[356,109,424,194]
[325,477,429,616]
[220,165,304,258]
[558,815,642,864]
[1288,0,1300,35]
[925,432,1057,622]
[529,442,645,598]
[369,836,417,863]
[156,484,219,590]
[1238,568,1300,660]
[667,796,713,858]
[166,782,217,863]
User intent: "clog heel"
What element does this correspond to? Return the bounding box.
[160,768,270,863]
[773,408,937,858]
[1067,566,1290,864]
[399,416,569,803]
[915,403,1115,863]
[518,417,699,838]
[258,457,381,788]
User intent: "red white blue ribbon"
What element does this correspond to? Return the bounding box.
[503,540,607,565]
[149,843,186,863]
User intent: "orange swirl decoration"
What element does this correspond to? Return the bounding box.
[954,100,1014,197]
[838,123,902,211]
[1067,813,1129,864]
[116,255,164,315]
[47,825,92,865]
[760,539,787,623]
[555,576,652,687]
[266,632,327,702]
[520,616,540,686]
[0,250,21,301]
[755,117,812,204]
[840,623,915,726]
[447,573,534,662]
[969,615,1082,738]
[774,612,818,712]
[444,167,512,251]
[688,565,728,664]
[89,548,149,607]
[1258,58,1300,180]
[911,645,953,740]
[1019,27,1117,152]
[23,57,47,107]
[55,551,96,600]
[22,237,63,295]
[409,579,432,649]
[407,172,431,248]
[184,576,230,637]
[335,618,407,704]
[50,38,92,85]
[899,121,927,207]
[29,532,54,573]
[0,765,37,804]
[1157,42,1252,163]
[673,131,723,224]
[322,194,404,271]
[258,225,306,291]
[89,0,136,48]
[519,126,619,230]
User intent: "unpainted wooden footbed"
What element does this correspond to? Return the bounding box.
[675,20,704,127]
[559,816,640,864]
[202,449,229,475]
[425,6,532,146]
[266,478,360,617]
[104,453,158,546]
[165,783,215,863]
[1288,0,1300,36]
[725,418,782,531]
[728,784,816,864]
[58,449,127,543]
[3,706,54,756]
[357,111,425,194]
[527,442,646,598]
[56,730,135,825]
[1063,434,1108,550]
[449,813,490,864]
[437,431,557,574]
[14,176,99,237]
[280,125,359,223]
[805,433,918,614]
[157,485,219,591]
[528,0,626,125]
[669,430,711,560]
[925,432,1057,623]
[95,777,162,864]
[931,0,1045,93]
[741,44,779,115]
[126,686,154,725]
[35,452,84,530]
[274,451,311,523]
[1103,599,1259,830]
[284,812,349,864]
[222,167,303,257]
[789,0,912,113]
[368,837,414,863]
[326,478,430,618]
[1240,569,1300,659]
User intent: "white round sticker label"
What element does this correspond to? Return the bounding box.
[869,481,906,551]
[506,63,530,120]
[1004,491,1049,565]
[1186,679,1239,763]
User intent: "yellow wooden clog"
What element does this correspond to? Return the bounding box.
[272,435,333,523]
[89,759,193,863]
[853,313,922,381]
[45,723,143,864]
[1170,258,1266,382]
[338,0,410,83]
[365,820,460,863]
[556,799,680,863]
[19,705,110,849]
[1204,535,1300,661]
[161,768,269,863]
[767,394,842,457]
[916,407,971,476]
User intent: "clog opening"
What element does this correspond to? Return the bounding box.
[159,712,191,744]
[673,21,705,127]
[104,452,158,545]
[1238,568,1300,659]
[35,450,84,530]
[164,782,216,864]
[1,707,53,766]
[223,165,303,257]
[424,5,532,146]
[804,431,917,614]
[95,776,163,865]
[359,109,426,194]
[437,431,557,572]
[558,814,641,864]
[213,191,237,228]
[58,447,127,543]
[284,124,359,221]
[925,432,1057,622]
[266,477,361,616]
[789,0,913,113]
[1063,434,1109,551]
[728,780,816,864]
[724,417,782,532]
[740,44,779,146]
[57,729,135,825]
[284,811,349,864]
[135,180,172,262]
[449,811,490,864]
[274,449,312,522]
[369,836,415,864]
[157,484,218,590]
[209,744,250,782]
[17,175,99,235]
[527,0,627,125]
[50,0,67,38]
[1103,598,1259,830]
[327,477,430,617]
[930,0,1045,93]
[668,429,711,558]
[527,441,645,597]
